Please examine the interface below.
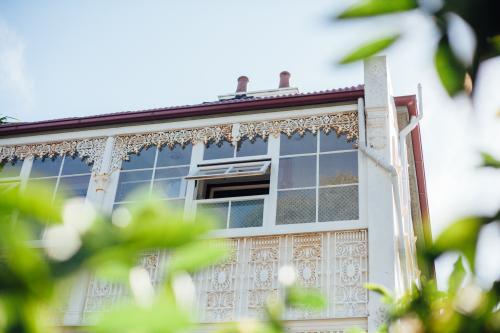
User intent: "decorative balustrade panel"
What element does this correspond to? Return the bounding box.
[194,230,368,322]
[82,250,165,321]
[82,230,367,323]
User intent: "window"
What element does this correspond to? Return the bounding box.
[203,137,268,160]
[186,160,270,181]
[114,144,192,209]
[276,132,358,225]
[28,154,92,199]
[194,138,270,229]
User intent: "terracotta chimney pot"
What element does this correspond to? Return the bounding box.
[279,71,291,88]
[236,76,249,93]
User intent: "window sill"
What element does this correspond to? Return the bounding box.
[208,219,366,238]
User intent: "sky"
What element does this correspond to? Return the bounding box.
[0,0,499,287]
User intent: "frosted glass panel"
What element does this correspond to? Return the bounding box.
[229,200,264,228]
[318,186,358,221]
[276,189,315,224]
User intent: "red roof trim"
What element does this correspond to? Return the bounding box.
[0,87,364,136]
[395,95,432,247]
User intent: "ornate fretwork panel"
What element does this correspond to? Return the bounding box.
[82,231,368,323]
[195,239,240,322]
[334,231,368,317]
[82,250,164,321]
[110,124,233,171]
[0,137,106,172]
[287,233,326,320]
[237,112,358,145]
[193,230,368,323]
[247,236,281,318]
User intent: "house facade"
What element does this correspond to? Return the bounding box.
[0,57,430,332]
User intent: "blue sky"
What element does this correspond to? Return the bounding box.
[1,0,499,286]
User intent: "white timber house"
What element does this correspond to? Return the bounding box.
[0,57,431,332]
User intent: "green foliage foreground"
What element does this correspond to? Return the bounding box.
[0,184,325,333]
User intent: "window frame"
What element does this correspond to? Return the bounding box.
[111,145,192,210]
[185,159,271,181]
[277,132,359,225]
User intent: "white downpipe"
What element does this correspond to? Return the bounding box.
[397,84,424,285]
[358,97,407,294]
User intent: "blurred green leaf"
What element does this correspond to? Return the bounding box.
[339,34,400,64]
[0,183,62,224]
[365,283,394,304]
[432,217,483,271]
[481,152,500,168]
[435,36,467,96]
[337,0,417,19]
[167,241,228,275]
[448,256,466,295]
[286,286,326,310]
[94,297,193,333]
[376,324,388,333]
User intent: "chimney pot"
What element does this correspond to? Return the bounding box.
[279,71,291,88]
[236,76,249,93]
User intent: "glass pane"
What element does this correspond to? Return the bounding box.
[115,170,153,202]
[31,156,63,177]
[121,147,156,170]
[203,141,234,160]
[278,156,316,189]
[229,199,264,228]
[228,164,263,173]
[279,132,316,156]
[163,198,185,211]
[320,132,355,152]
[61,155,91,175]
[196,167,229,176]
[319,152,358,186]
[0,182,19,194]
[0,160,22,178]
[155,167,189,179]
[152,179,183,199]
[318,186,358,221]
[27,178,57,196]
[276,189,315,224]
[156,144,192,167]
[236,137,268,157]
[58,175,91,198]
[197,202,229,228]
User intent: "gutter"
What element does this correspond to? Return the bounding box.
[0,88,364,137]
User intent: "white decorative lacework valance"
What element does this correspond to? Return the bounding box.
[237,112,358,144]
[110,124,233,170]
[0,137,107,172]
[108,112,358,170]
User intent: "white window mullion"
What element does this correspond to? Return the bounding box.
[184,142,204,220]
[315,134,320,223]
[266,134,280,230]
[19,157,33,191]
[148,148,160,196]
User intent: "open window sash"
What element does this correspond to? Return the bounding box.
[185,160,271,181]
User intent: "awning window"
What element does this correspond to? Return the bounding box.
[185,160,270,181]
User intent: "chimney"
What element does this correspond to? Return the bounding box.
[279,71,291,88]
[236,76,249,93]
